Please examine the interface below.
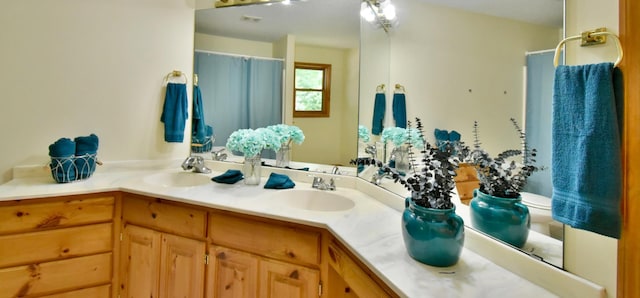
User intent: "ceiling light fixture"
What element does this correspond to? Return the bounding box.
[360,0,398,32]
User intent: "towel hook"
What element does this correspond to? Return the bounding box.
[164,70,188,84]
[395,84,405,93]
[553,28,623,67]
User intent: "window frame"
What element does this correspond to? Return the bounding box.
[293,62,331,118]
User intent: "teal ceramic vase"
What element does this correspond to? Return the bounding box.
[402,197,465,267]
[470,189,530,248]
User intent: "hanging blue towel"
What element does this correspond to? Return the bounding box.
[74,134,99,179]
[392,92,407,128]
[161,83,188,143]
[192,85,207,140]
[48,138,76,183]
[264,172,296,189]
[551,62,622,239]
[371,92,386,135]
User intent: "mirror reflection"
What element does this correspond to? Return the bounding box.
[356,0,564,268]
[194,0,361,173]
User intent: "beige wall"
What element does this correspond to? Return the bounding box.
[195,33,275,57]
[293,44,359,166]
[564,1,620,296]
[0,0,196,183]
[361,0,560,156]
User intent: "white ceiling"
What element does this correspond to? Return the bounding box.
[195,0,563,49]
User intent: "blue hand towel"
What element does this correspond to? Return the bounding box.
[551,62,622,239]
[264,172,295,189]
[371,92,386,135]
[392,93,407,128]
[74,134,99,179]
[212,170,244,184]
[48,138,76,183]
[449,130,461,142]
[192,85,207,140]
[161,83,188,143]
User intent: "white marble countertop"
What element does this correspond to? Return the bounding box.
[0,159,603,298]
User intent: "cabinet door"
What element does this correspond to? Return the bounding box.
[259,259,319,298]
[119,224,161,298]
[159,233,206,298]
[207,246,259,298]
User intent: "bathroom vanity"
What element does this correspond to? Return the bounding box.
[0,160,605,297]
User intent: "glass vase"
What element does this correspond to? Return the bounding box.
[276,144,291,168]
[243,155,262,185]
[393,144,410,174]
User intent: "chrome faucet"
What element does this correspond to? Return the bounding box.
[181,156,211,174]
[331,166,340,175]
[371,170,392,185]
[212,148,227,161]
[312,176,336,191]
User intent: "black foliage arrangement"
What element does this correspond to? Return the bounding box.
[351,118,467,209]
[464,118,541,198]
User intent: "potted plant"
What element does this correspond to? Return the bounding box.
[463,118,541,248]
[355,118,466,267]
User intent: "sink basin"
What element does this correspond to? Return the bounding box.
[143,172,211,188]
[270,189,355,212]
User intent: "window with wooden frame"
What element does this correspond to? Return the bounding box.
[294,62,331,117]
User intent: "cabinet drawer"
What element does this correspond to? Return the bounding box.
[122,195,207,239]
[209,212,321,266]
[0,223,113,268]
[0,252,112,297]
[0,196,114,235]
[328,241,395,298]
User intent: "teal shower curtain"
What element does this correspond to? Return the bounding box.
[524,50,554,197]
[194,51,284,157]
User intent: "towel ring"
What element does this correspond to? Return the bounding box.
[395,84,405,93]
[553,29,623,67]
[376,84,385,92]
[164,70,188,84]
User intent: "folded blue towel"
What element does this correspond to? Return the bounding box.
[264,173,295,189]
[551,63,622,239]
[449,130,461,142]
[371,92,386,135]
[161,83,188,143]
[192,85,207,140]
[392,93,407,128]
[74,134,99,179]
[212,170,243,184]
[48,138,76,183]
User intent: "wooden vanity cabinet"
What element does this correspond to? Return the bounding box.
[326,238,398,298]
[207,210,322,298]
[454,163,480,205]
[119,194,207,298]
[0,193,118,298]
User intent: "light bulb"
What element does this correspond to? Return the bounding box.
[382,1,396,20]
[360,2,376,23]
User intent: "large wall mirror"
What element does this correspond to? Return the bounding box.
[195,0,565,268]
[357,0,565,268]
[194,0,362,174]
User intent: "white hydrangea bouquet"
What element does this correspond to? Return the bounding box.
[381,127,425,148]
[226,128,282,158]
[266,124,305,147]
[358,125,371,143]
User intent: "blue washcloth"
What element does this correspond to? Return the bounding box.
[551,63,622,239]
[371,92,386,135]
[74,134,99,179]
[264,172,295,189]
[434,128,449,151]
[392,93,407,128]
[192,85,207,140]
[161,83,188,143]
[48,138,76,183]
[212,170,244,184]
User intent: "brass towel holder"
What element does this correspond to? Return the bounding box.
[553,27,623,67]
[164,70,188,84]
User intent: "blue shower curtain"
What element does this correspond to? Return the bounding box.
[524,51,554,197]
[194,51,284,158]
